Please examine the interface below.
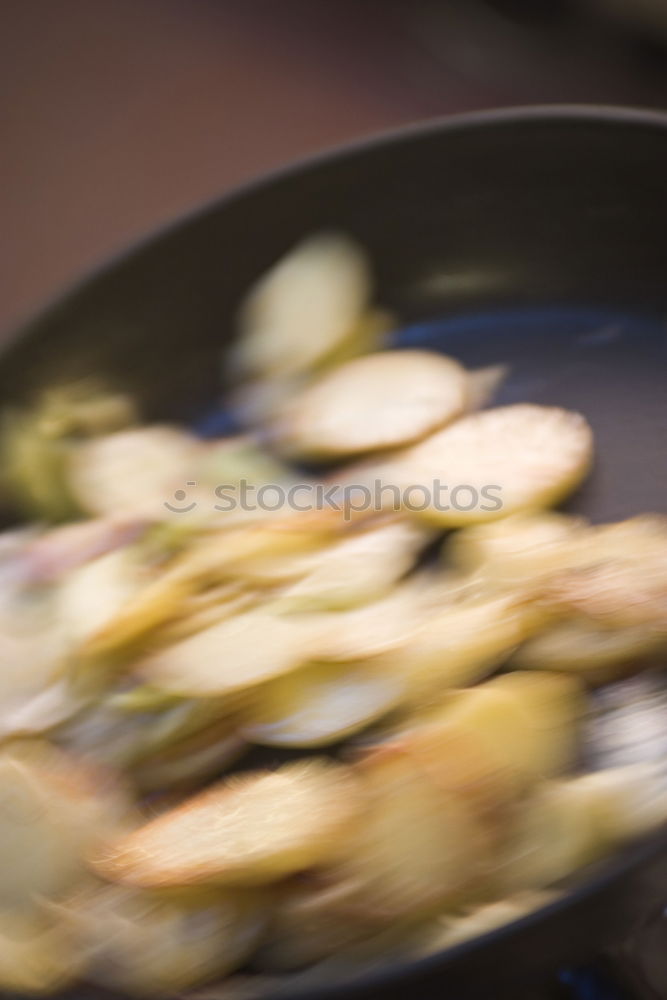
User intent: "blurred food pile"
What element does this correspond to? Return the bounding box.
[0,236,666,996]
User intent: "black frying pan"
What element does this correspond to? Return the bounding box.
[3,106,667,1000]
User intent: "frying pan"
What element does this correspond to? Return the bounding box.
[3,106,667,999]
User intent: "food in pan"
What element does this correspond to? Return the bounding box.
[0,234,665,996]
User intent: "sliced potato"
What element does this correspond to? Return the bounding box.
[398,671,582,808]
[0,740,132,910]
[274,518,433,611]
[57,547,146,646]
[0,911,82,994]
[69,425,203,519]
[79,519,334,660]
[136,609,322,698]
[61,884,266,995]
[544,516,667,629]
[95,759,365,888]
[445,512,586,586]
[307,572,460,663]
[0,605,70,716]
[499,766,667,893]
[322,751,492,922]
[511,619,666,683]
[232,234,371,379]
[387,404,593,526]
[57,691,238,779]
[378,593,545,700]
[243,660,405,748]
[276,350,467,460]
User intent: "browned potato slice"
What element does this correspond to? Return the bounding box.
[61,884,266,995]
[232,234,371,379]
[321,751,493,922]
[0,740,132,910]
[136,609,322,698]
[243,660,405,748]
[276,350,467,460]
[386,404,593,526]
[95,759,365,888]
[511,619,666,683]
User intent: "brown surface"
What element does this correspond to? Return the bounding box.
[2,0,667,338]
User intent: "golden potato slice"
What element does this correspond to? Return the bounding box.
[378,713,520,824]
[544,516,667,629]
[69,425,202,519]
[386,404,593,526]
[61,884,266,995]
[95,759,365,887]
[444,512,586,586]
[0,740,131,910]
[243,660,405,748]
[399,671,582,807]
[322,751,492,922]
[79,519,334,661]
[57,547,145,646]
[136,609,322,698]
[276,350,467,460]
[232,234,371,379]
[511,620,666,683]
[499,766,667,893]
[467,672,584,784]
[379,593,545,700]
[275,518,433,611]
[307,572,464,663]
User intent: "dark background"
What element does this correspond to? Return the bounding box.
[4,0,667,338]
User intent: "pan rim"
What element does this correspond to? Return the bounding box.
[5,102,667,343]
